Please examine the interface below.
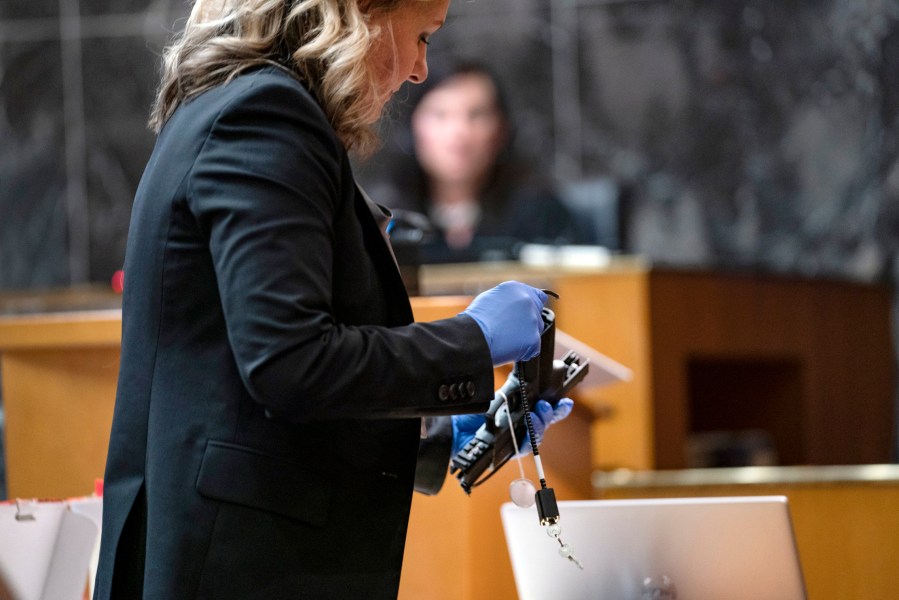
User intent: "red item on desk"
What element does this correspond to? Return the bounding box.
[110,270,124,294]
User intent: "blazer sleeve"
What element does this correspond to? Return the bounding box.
[187,74,494,423]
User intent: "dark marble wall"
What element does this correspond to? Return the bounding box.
[3,0,898,288]
[0,0,183,289]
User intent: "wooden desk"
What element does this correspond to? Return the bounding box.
[595,465,899,600]
[0,309,121,499]
[419,264,896,470]
[6,267,890,487]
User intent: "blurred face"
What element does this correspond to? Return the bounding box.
[366,0,450,123]
[411,72,507,188]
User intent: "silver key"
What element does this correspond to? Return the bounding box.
[545,523,584,569]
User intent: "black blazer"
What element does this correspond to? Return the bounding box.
[94,67,494,600]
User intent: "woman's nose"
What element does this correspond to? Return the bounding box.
[408,49,429,84]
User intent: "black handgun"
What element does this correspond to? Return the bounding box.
[449,307,589,493]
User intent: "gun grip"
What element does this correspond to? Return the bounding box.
[514,308,557,399]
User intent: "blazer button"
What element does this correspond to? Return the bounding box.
[450,384,461,401]
[438,384,450,402]
[466,381,476,397]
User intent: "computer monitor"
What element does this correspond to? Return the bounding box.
[501,496,806,600]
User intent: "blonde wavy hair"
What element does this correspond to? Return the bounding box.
[150,0,428,154]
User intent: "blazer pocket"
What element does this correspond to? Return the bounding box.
[196,440,331,528]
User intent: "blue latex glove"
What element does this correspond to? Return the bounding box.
[452,412,486,457]
[520,398,574,450]
[451,398,575,457]
[461,281,548,366]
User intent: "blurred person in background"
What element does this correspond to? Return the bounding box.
[383,61,593,263]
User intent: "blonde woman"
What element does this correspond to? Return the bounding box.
[94,1,572,598]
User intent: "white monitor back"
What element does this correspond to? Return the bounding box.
[501,496,806,600]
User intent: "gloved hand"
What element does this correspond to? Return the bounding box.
[452,412,486,457]
[461,281,548,366]
[451,398,575,457]
[519,398,574,451]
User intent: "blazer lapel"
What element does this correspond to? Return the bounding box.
[354,184,414,325]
